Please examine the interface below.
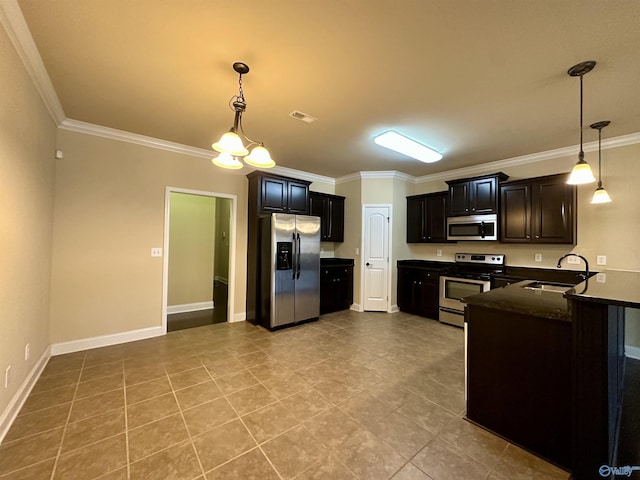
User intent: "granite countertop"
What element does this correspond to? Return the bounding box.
[567,270,640,308]
[463,280,572,321]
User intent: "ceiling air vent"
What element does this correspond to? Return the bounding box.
[289,110,317,124]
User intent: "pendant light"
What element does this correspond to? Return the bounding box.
[211,62,275,169]
[566,61,597,185]
[589,120,612,204]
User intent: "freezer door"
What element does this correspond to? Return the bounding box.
[294,215,321,322]
[271,214,296,328]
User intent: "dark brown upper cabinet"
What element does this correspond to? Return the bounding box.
[500,173,576,244]
[248,172,310,215]
[446,173,508,216]
[406,191,451,243]
[309,191,345,242]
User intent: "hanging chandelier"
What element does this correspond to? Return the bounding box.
[589,120,612,204]
[212,62,275,169]
[566,61,597,185]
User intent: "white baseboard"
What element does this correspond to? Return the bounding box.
[389,304,399,313]
[50,326,163,356]
[626,345,640,360]
[350,303,363,312]
[0,347,51,444]
[231,312,246,323]
[167,301,214,315]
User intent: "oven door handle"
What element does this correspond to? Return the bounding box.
[439,307,465,316]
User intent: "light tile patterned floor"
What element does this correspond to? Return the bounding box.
[0,310,570,479]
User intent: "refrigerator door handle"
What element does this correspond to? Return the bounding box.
[296,233,301,279]
[292,232,297,279]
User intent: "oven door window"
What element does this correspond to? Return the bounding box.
[444,279,485,300]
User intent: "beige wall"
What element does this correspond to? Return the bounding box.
[335,178,362,306]
[168,192,216,306]
[0,26,56,418]
[50,130,248,343]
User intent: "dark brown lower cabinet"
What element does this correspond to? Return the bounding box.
[397,265,439,320]
[466,305,572,469]
[320,260,353,314]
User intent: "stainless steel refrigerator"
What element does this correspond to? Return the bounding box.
[259,213,321,329]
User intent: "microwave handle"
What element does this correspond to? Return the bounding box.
[480,221,485,239]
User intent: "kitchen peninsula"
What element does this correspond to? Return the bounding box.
[464,270,640,480]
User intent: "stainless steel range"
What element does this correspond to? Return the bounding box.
[439,253,505,327]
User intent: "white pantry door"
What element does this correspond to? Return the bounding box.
[363,205,390,311]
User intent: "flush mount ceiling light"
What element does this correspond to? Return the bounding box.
[374,131,442,163]
[566,61,597,185]
[211,62,275,169]
[590,120,612,204]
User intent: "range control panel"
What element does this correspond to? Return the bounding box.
[455,253,505,265]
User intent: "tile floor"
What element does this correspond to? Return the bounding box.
[0,310,570,480]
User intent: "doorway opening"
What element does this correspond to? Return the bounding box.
[162,187,237,333]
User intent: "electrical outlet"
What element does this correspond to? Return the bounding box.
[437,249,443,257]
[4,366,11,388]
[355,248,359,256]
[596,255,607,266]
[150,248,162,257]
[534,254,542,262]
[596,272,607,283]
[566,256,581,264]
[25,343,30,361]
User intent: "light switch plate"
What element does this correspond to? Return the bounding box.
[566,256,581,264]
[596,255,607,266]
[151,248,162,257]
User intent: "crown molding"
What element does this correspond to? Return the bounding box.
[60,119,337,183]
[413,131,640,184]
[0,0,65,124]
[335,170,416,184]
[60,119,215,158]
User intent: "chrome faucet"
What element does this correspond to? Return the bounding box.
[557,253,589,281]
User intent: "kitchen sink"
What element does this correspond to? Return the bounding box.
[522,281,573,293]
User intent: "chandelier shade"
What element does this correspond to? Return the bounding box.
[212,152,243,170]
[212,131,249,157]
[244,145,275,168]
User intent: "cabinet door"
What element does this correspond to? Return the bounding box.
[425,193,448,242]
[326,196,344,242]
[406,196,426,243]
[287,181,310,214]
[532,179,576,244]
[471,177,498,214]
[260,177,288,212]
[309,193,327,238]
[449,182,470,216]
[416,276,439,319]
[500,183,531,243]
[397,267,415,312]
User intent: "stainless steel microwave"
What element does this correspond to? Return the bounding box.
[446,214,498,241]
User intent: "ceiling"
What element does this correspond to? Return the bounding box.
[14,0,640,178]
